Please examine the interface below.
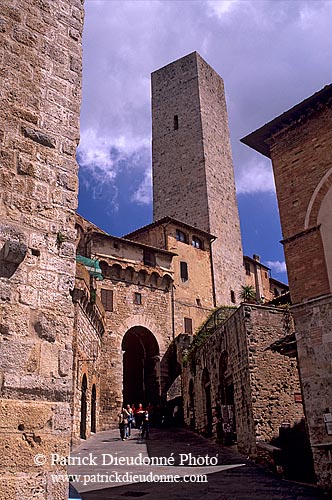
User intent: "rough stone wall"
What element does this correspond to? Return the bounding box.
[0,0,83,498]
[126,221,215,336]
[182,305,303,458]
[292,296,332,490]
[151,52,244,307]
[71,264,104,445]
[85,236,174,428]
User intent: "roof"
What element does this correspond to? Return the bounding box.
[124,216,216,240]
[241,84,332,158]
[270,276,289,289]
[88,231,177,257]
[243,255,270,270]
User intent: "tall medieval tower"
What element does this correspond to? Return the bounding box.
[152,52,244,305]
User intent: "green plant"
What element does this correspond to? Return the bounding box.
[56,231,67,248]
[239,285,256,302]
[90,287,97,304]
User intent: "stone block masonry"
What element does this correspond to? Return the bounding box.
[182,305,304,458]
[0,1,83,498]
[152,52,244,307]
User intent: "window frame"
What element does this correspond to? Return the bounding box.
[180,261,188,282]
[101,288,114,312]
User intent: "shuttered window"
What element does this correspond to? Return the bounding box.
[101,289,113,312]
[184,317,193,334]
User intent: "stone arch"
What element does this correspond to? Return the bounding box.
[188,378,195,430]
[202,367,213,437]
[317,185,332,291]
[137,269,148,285]
[149,271,160,288]
[99,260,110,278]
[80,373,88,440]
[161,273,173,291]
[124,265,135,283]
[91,383,97,433]
[110,263,122,280]
[304,165,332,229]
[122,326,160,406]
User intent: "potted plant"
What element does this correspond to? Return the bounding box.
[239,285,256,303]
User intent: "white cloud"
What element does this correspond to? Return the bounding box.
[207,0,239,18]
[266,260,287,274]
[131,168,152,206]
[236,159,275,195]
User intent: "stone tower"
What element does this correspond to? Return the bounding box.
[0,1,83,498]
[152,52,244,305]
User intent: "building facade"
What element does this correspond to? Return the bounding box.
[242,84,332,491]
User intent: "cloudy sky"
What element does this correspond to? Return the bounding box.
[77,0,332,284]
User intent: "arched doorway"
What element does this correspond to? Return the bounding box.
[91,384,97,434]
[122,326,160,407]
[202,368,213,438]
[219,351,236,444]
[188,379,195,430]
[80,374,87,439]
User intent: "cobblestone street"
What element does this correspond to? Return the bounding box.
[68,428,325,500]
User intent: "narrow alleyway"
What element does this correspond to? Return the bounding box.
[68,427,324,500]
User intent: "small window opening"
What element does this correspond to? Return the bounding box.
[230,290,236,304]
[196,298,202,307]
[180,261,188,282]
[192,236,203,249]
[31,248,40,257]
[174,114,179,130]
[134,292,142,305]
[245,262,251,276]
[101,289,113,312]
[184,317,193,334]
[143,250,156,267]
[114,242,120,250]
[176,229,187,243]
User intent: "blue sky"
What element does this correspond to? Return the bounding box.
[77,0,332,285]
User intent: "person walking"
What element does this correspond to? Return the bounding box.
[125,404,134,438]
[141,410,150,439]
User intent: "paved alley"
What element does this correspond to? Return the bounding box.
[67,427,326,500]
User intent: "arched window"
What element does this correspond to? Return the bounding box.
[192,236,203,249]
[176,229,187,243]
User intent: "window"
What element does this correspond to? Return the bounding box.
[143,250,156,267]
[184,317,193,334]
[176,229,187,243]
[174,114,179,130]
[101,289,113,312]
[134,292,142,305]
[196,298,202,307]
[192,236,203,249]
[245,262,251,276]
[230,290,236,304]
[180,261,188,282]
[264,271,268,279]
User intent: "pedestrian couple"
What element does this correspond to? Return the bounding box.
[118,404,134,440]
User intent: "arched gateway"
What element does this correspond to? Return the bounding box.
[122,326,160,406]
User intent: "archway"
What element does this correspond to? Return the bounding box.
[202,368,213,438]
[80,374,87,439]
[188,379,195,431]
[91,384,97,434]
[122,326,160,407]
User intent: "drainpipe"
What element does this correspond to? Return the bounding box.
[209,237,217,308]
[171,282,176,341]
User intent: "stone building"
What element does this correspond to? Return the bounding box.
[0,0,84,498]
[152,52,244,307]
[182,305,304,458]
[243,254,289,303]
[242,83,332,491]
[0,2,309,497]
